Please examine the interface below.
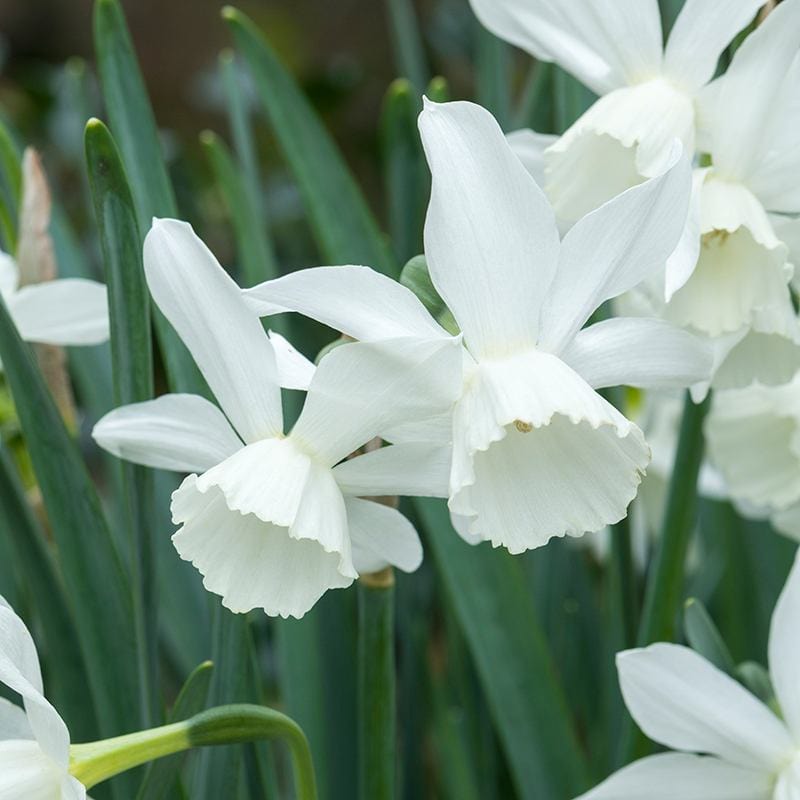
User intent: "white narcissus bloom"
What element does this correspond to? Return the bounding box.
[0,251,109,347]
[705,373,800,542]
[0,595,86,799]
[575,549,800,800]
[243,99,713,553]
[468,0,767,227]
[93,218,462,619]
[660,0,800,361]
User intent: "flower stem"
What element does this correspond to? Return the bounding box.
[358,568,396,800]
[69,703,317,799]
[637,391,710,646]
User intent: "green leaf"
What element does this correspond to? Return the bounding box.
[683,597,736,676]
[85,118,158,727]
[399,255,444,318]
[93,0,206,397]
[136,661,215,800]
[0,443,98,742]
[513,62,555,132]
[218,51,280,285]
[0,120,21,252]
[414,498,589,800]
[381,79,427,266]
[553,67,595,133]
[736,661,776,708]
[0,292,140,795]
[357,577,396,800]
[201,129,278,289]
[384,0,429,91]
[475,25,512,131]
[222,6,396,276]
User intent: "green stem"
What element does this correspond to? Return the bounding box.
[358,569,397,800]
[637,391,710,646]
[70,703,317,800]
[610,514,638,648]
[616,391,710,765]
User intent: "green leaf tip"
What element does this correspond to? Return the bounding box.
[220,5,239,22]
[388,77,414,98]
[199,129,217,146]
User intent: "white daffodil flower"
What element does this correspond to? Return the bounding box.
[0,595,86,800]
[0,250,109,348]
[469,0,768,227]
[93,218,462,619]
[243,99,712,553]
[575,549,800,799]
[661,0,800,347]
[705,372,800,541]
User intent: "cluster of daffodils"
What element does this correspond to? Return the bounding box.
[92,98,713,618]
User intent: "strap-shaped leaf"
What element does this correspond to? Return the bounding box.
[223,6,397,277]
[414,498,590,800]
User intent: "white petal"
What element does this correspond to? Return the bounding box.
[771,503,800,543]
[0,603,69,766]
[345,497,423,574]
[268,331,315,391]
[172,474,354,619]
[665,177,793,337]
[773,214,800,292]
[664,0,767,91]
[468,0,662,95]
[8,279,109,346]
[449,349,649,552]
[617,643,794,771]
[665,168,708,301]
[144,218,282,443]
[699,0,800,183]
[244,265,446,342]
[769,549,800,738]
[291,336,462,467]
[419,99,559,359]
[506,129,557,187]
[711,330,800,394]
[0,698,32,741]
[575,753,773,800]
[333,442,451,498]
[545,80,694,230]
[540,146,691,353]
[93,394,242,473]
[0,252,19,298]
[0,739,68,800]
[706,378,800,510]
[561,318,712,390]
[381,410,453,446]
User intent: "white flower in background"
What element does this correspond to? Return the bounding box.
[0,250,109,348]
[660,0,800,376]
[468,0,768,227]
[706,374,800,542]
[575,549,800,799]
[0,595,86,799]
[243,99,712,554]
[93,219,461,619]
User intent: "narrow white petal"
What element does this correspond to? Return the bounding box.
[665,168,707,301]
[618,643,794,771]
[172,474,354,619]
[468,0,662,95]
[419,99,559,359]
[769,550,800,737]
[540,147,691,353]
[381,410,453,446]
[711,330,800,394]
[333,442,451,498]
[0,603,69,766]
[292,336,462,467]
[506,129,557,187]
[0,698,32,741]
[144,218,282,443]
[449,350,649,552]
[345,497,423,574]
[706,378,800,510]
[243,266,446,342]
[561,317,712,390]
[8,279,109,346]
[268,331,316,390]
[699,0,800,182]
[0,739,68,800]
[664,0,766,90]
[93,394,242,473]
[575,753,773,800]
[0,252,19,298]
